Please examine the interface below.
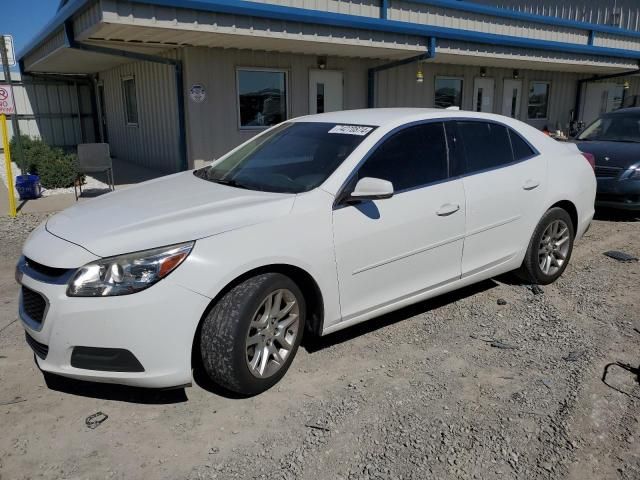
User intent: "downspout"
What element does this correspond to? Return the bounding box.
[63,21,189,172]
[367,37,436,108]
[574,65,640,123]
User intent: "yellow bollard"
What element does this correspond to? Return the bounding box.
[1,113,17,217]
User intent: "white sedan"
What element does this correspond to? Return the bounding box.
[17,109,596,395]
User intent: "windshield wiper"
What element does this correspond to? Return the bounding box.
[211,178,252,190]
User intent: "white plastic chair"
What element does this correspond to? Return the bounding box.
[75,143,114,200]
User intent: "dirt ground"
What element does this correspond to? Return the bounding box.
[0,211,639,480]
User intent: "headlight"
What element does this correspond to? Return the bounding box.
[630,167,640,179]
[67,242,194,297]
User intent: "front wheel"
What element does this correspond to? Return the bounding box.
[200,273,305,395]
[518,207,575,285]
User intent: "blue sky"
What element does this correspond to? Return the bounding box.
[0,0,59,67]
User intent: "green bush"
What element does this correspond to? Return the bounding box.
[9,135,78,189]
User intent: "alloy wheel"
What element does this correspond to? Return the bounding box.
[538,219,571,276]
[245,289,300,378]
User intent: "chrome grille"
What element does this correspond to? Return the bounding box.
[594,165,623,178]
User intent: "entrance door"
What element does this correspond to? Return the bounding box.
[309,70,343,114]
[473,78,495,113]
[501,79,522,118]
[582,83,625,124]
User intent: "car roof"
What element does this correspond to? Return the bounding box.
[291,108,522,127]
[603,107,640,116]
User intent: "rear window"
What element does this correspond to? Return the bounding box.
[509,130,536,160]
[456,121,513,174]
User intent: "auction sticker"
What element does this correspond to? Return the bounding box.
[329,125,373,136]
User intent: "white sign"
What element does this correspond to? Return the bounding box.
[0,84,15,115]
[328,125,373,136]
[2,35,15,67]
[189,83,206,103]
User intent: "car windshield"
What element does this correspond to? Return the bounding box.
[194,122,376,193]
[577,113,640,143]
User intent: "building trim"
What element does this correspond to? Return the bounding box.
[17,0,640,68]
[392,0,640,40]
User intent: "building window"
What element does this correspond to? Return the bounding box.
[122,76,138,126]
[434,77,463,109]
[527,82,550,120]
[237,68,288,129]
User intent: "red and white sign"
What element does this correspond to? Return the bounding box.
[0,84,15,115]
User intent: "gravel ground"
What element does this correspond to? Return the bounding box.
[0,211,638,480]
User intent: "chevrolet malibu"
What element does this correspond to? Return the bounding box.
[17,109,596,395]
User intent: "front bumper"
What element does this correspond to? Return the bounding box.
[17,260,211,389]
[596,177,640,211]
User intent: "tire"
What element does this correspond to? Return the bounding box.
[200,273,306,395]
[517,207,575,285]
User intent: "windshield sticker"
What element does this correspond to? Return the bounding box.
[329,125,373,136]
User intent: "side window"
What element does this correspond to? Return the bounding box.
[357,123,448,191]
[509,129,536,161]
[456,121,513,174]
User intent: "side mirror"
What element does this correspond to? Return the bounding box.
[348,177,394,202]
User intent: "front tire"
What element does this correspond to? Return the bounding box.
[200,273,305,395]
[518,207,575,285]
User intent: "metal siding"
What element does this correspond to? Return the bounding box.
[183,46,370,164]
[375,62,591,130]
[0,72,95,148]
[73,0,103,38]
[98,50,181,172]
[23,29,66,71]
[388,1,590,45]
[471,1,640,32]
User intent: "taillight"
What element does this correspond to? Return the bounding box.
[581,152,596,171]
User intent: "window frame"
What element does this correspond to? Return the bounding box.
[334,118,541,209]
[434,76,464,109]
[121,75,139,127]
[527,81,551,121]
[236,67,290,131]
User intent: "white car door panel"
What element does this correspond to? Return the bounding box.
[333,181,465,320]
[332,122,465,321]
[450,121,547,276]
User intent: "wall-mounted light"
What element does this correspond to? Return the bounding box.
[480,67,486,78]
[513,69,520,80]
[624,81,630,90]
[416,65,424,84]
[317,56,327,70]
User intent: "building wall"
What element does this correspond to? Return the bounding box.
[183,47,372,164]
[97,52,181,173]
[0,71,96,149]
[472,1,640,31]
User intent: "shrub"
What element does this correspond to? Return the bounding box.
[8,136,78,189]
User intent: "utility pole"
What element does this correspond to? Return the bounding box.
[0,35,24,172]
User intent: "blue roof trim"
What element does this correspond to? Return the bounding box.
[134,0,640,59]
[18,0,640,65]
[17,0,89,60]
[58,0,71,11]
[409,0,640,40]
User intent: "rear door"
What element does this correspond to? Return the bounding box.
[332,122,466,321]
[448,120,546,276]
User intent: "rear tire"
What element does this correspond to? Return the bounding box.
[517,207,575,285]
[200,273,305,395]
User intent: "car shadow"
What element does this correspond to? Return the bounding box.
[302,279,499,353]
[41,371,189,404]
[594,208,640,222]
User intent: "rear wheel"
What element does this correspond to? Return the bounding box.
[518,207,575,285]
[200,273,305,395]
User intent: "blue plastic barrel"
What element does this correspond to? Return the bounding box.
[15,174,42,200]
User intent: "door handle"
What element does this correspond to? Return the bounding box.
[436,203,460,216]
[522,179,540,191]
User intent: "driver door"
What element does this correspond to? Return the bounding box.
[331,122,466,323]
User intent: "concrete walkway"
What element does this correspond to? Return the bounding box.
[0,158,166,216]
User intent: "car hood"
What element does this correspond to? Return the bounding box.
[46,171,296,257]
[574,141,639,168]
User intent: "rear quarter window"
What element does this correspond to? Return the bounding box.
[509,129,536,161]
